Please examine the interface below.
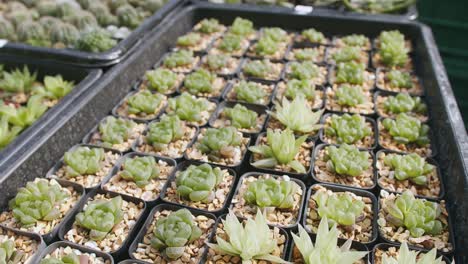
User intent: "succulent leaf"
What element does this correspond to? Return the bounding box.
[35,75,74,99]
[244,60,271,78]
[341,34,368,47]
[332,46,361,63]
[146,115,185,150]
[233,81,267,104]
[176,163,224,202]
[167,93,211,122]
[98,116,137,146]
[206,54,230,70]
[270,97,323,134]
[219,33,242,52]
[197,127,242,159]
[325,144,371,177]
[384,153,434,186]
[120,156,160,187]
[224,104,258,129]
[262,27,288,43]
[382,113,430,146]
[244,178,298,209]
[293,48,320,61]
[177,32,202,47]
[301,28,325,43]
[230,17,254,37]
[254,37,279,56]
[284,80,316,101]
[197,18,222,34]
[0,95,48,127]
[0,66,37,93]
[325,114,372,144]
[378,31,409,68]
[386,70,413,89]
[184,69,216,95]
[64,146,105,177]
[0,117,22,148]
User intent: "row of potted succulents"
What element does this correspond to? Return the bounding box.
[0,0,169,52]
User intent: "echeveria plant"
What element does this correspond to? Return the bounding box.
[98,117,137,147]
[207,210,289,263]
[224,104,258,129]
[75,196,124,241]
[218,33,243,52]
[386,70,413,89]
[244,178,299,209]
[284,80,316,101]
[146,115,185,151]
[384,191,442,237]
[335,85,366,107]
[151,209,202,260]
[233,81,267,104]
[288,61,320,81]
[197,18,222,34]
[197,127,243,160]
[177,32,202,47]
[176,163,224,202]
[243,60,271,78]
[382,113,430,146]
[292,218,368,264]
[378,31,409,68]
[301,28,326,44]
[325,144,371,177]
[250,129,308,173]
[145,68,178,94]
[164,50,194,69]
[9,179,69,226]
[335,62,365,85]
[384,153,434,186]
[184,69,216,95]
[270,97,323,134]
[325,114,372,144]
[64,146,105,177]
[230,17,254,37]
[126,90,165,115]
[332,46,361,63]
[120,156,160,187]
[382,242,445,264]
[0,66,37,94]
[383,93,427,114]
[314,190,365,226]
[167,93,211,123]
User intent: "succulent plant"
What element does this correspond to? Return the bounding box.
[270,97,323,134]
[76,29,117,53]
[313,190,365,226]
[332,46,362,63]
[301,28,326,44]
[325,144,371,177]
[177,32,202,47]
[207,210,289,263]
[184,69,216,95]
[140,0,165,12]
[167,93,211,122]
[292,218,368,264]
[34,75,74,99]
[382,242,445,264]
[56,2,78,18]
[335,85,366,107]
[116,4,141,29]
[288,61,320,81]
[197,18,222,34]
[8,10,38,28]
[75,196,124,241]
[230,17,254,37]
[64,11,98,31]
[341,34,368,47]
[40,253,79,264]
[64,146,105,177]
[206,54,230,70]
[109,0,129,11]
[254,36,279,56]
[39,16,61,33]
[0,117,22,148]
[384,191,443,237]
[164,50,194,69]
[0,239,25,264]
[284,80,316,101]
[244,60,271,78]
[386,70,413,89]
[335,62,365,85]
[16,20,49,47]
[196,127,243,160]
[9,179,69,226]
[224,104,258,129]
[250,129,308,173]
[378,31,409,68]
[0,18,15,40]
[88,2,118,26]
[244,178,298,209]
[233,81,267,104]
[262,27,288,43]
[325,114,372,144]
[293,48,320,61]
[176,163,224,202]
[145,68,178,93]
[120,156,160,187]
[384,153,434,186]
[383,93,427,114]
[0,95,47,128]
[126,90,165,115]
[218,33,243,52]
[0,66,37,93]
[98,116,137,147]
[49,22,80,46]
[382,113,430,146]
[146,115,185,151]
[151,209,202,260]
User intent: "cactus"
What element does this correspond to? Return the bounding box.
[382,113,430,146]
[384,191,443,237]
[386,70,413,89]
[332,46,362,63]
[335,85,366,107]
[98,116,137,147]
[384,153,434,186]
[167,93,211,122]
[243,60,271,78]
[126,90,165,115]
[40,253,79,264]
[176,163,224,202]
[120,156,160,187]
[381,242,445,264]
[16,20,49,47]
[325,114,372,144]
[183,69,216,95]
[39,16,61,33]
[65,11,97,31]
[233,81,267,104]
[325,144,371,177]
[270,97,323,134]
[116,4,141,29]
[313,191,365,226]
[230,17,254,37]
[75,196,124,241]
[76,29,117,53]
[177,32,202,47]
[288,61,320,81]
[49,22,80,46]
[145,68,178,93]
[250,129,308,173]
[9,179,69,226]
[56,2,79,18]
[0,18,15,40]
[151,209,202,260]
[224,104,258,129]
[218,33,243,52]
[196,127,243,160]
[335,62,365,85]
[244,178,298,209]
[383,93,427,114]
[301,28,326,44]
[163,50,194,69]
[36,0,58,16]
[64,146,105,177]
[146,115,185,151]
[284,80,316,101]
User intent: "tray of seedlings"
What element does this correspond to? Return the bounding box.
[0,0,184,67]
[0,1,466,264]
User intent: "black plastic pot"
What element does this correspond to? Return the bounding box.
[46,144,123,191]
[111,91,168,123]
[128,203,217,264]
[319,113,378,150]
[0,0,184,68]
[373,90,430,122]
[59,189,147,260]
[239,58,285,84]
[118,260,147,264]
[229,172,306,230]
[160,160,237,216]
[311,143,378,191]
[101,152,177,205]
[208,101,269,136]
[0,225,45,264]
[0,178,86,244]
[37,241,114,264]
[371,243,452,264]
[375,149,445,200]
[222,78,278,106]
[303,183,379,246]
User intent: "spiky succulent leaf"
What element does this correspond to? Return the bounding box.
[120,156,160,187]
[0,117,22,148]
[98,116,137,146]
[313,191,365,226]
[335,62,365,85]
[167,93,210,122]
[382,113,430,146]
[224,104,258,129]
[325,114,372,144]
[33,75,74,99]
[270,97,323,134]
[288,61,320,81]
[164,50,194,69]
[233,81,267,104]
[176,163,224,202]
[0,240,23,264]
[244,178,298,209]
[325,144,370,177]
[384,153,434,186]
[146,115,185,150]
[64,146,105,177]
[384,93,427,114]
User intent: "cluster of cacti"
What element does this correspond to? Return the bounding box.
[98,116,137,147]
[313,191,365,226]
[223,104,258,129]
[325,114,372,144]
[196,127,243,160]
[120,156,160,187]
[244,178,299,209]
[325,144,371,177]
[382,113,430,146]
[64,146,105,177]
[270,97,323,134]
[377,30,410,68]
[0,0,168,52]
[176,163,224,202]
[146,115,185,150]
[384,153,434,185]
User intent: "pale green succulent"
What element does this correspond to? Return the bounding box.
[384,153,434,186]
[40,254,79,264]
[382,113,430,146]
[284,80,316,101]
[313,191,365,226]
[206,54,230,71]
[249,129,308,173]
[301,28,326,44]
[335,85,366,107]
[64,146,105,177]
[292,218,368,264]
[244,60,271,78]
[383,93,427,114]
[341,34,368,47]
[184,69,216,95]
[0,95,48,128]
[207,210,289,263]
[177,32,202,47]
[288,61,320,81]
[151,209,202,260]
[325,114,372,144]
[0,66,37,94]
[332,46,362,63]
[197,127,243,161]
[146,115,185,151]
[244,178,299,209]
[116,4,141,29]
[224,104,258,129]
[0,117,22,148]
[75,196,124,241]
[197,18,222,34]
[378,31,409,68]
[293,48,320,61]
[176,163,224,202]
[145,68,178,93]
[254,37,279,56]
[262,27,288,43]
[230,17,254,37]
[35,75,74,99]
[386,70,413,89]
[0,240,25,264]
[126,90,165,115]
[384,191,443,237]
[233,81,267,104]
[270,97,323,134]
[9,179,69,226]
[167,93,211,122]
[325,144,371,177]
[335,62,365,85]
[120,156,160,187]
[164,50,194,69]
[382,242,445,264]
[98,116,137,147]
[219,33,243,52]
